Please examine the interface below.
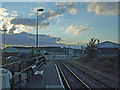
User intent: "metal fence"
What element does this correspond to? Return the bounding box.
[0,56,46,89]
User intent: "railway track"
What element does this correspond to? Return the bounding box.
[65,61,118,88]
[59,61,116,90]
[56,62,91,90]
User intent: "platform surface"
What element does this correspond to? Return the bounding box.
[23,60,61,88]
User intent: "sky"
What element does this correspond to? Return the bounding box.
[0,2,119,48]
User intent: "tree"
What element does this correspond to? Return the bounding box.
[31,46,34,54]
[85,38,100,58]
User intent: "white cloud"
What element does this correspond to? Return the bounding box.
[41,9,64,20]
[65,25,88,35]
[87,2,118,15]
[29,13,35,16]
[0,9,32,34]
[56,2,64,6]
[56,2,75,6]
[0,8,21,34]
[13,25,33,33]
[0,16,16,33]
[2,0,119,2]
[57,18,61,23]
[0,8,9,18]
[0,3,77,34]
[3,2,77,34]
[12,11,17,14]
[11,18,49,28]
[10,14,17,17]
[11,2,77,30]
[0,7,49,34]
[68,8,77,15]
[56,2,77,15]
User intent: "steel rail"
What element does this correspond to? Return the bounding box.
[56,63,71,90]
[63,61,116,90]
[59,61,91,90]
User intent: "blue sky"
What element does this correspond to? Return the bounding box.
[0,2,119,47]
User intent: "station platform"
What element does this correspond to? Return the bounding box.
[23,60,63,89]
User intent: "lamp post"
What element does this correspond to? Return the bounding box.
[2,23,7,59]
[36,8,44,63]
[77,42,80,58]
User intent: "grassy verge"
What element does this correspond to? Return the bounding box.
[67,56,118,81]
[2,58,25,65]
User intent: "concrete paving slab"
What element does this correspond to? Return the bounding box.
[23,60,61,88]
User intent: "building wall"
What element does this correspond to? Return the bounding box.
[99,48,118,54]
[44,54,85,60]
[98,48,119,57]
[4,52,19,57]
[97,41,120,57]
[3,47,31,58]
[15,48,31,53]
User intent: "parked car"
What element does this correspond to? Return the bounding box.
[6,56,18,60]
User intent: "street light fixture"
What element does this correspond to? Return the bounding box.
[36,8,44,63]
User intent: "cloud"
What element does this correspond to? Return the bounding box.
[0,18,33,34]
[10,2,77,31]
[13,25,33,33]
[33,2,77,21]
[56,2,77,15]
[0,7,49,34]
[29,13,35,16]
[0,8,9,17]
[65,25,88,35]
[12,11,17,14]
[41,9,64,21]
[87,2,118,15]
[0,16,16,33]
[10,11,18,17]
[0,32,63,46]
[1,2,77,34]
[10,14,17,17]
[10,18,49,28]
[68,8,77,15]
[8,25,16,33]
[0,8,19,33]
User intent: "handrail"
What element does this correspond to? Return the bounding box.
[0,56,42,68]
[0,56,46,89]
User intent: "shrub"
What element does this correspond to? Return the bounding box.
[28,53,42,58]
[85,38,99,58]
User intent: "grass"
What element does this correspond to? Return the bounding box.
[2,58,25,65]
[2,57,36,73]
[1,53,40,70]
[67,56,118,81]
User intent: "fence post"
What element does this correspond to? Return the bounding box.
[26,61,29,82]
[18,62,21,88]
[11,64,15,89]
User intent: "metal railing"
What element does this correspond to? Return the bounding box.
[0,56,46,89]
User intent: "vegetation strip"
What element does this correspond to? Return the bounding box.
[65,61,115,89]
